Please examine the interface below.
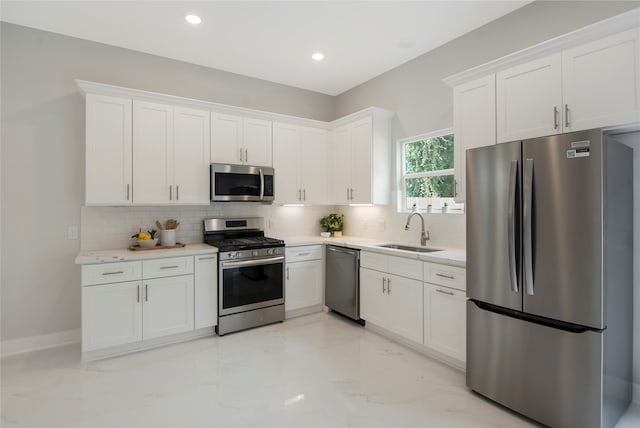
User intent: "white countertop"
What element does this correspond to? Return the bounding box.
[76,237,465,267]
[282,236,466,267]
[75,244,217,265]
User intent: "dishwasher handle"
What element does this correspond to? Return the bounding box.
[327,245,360,259]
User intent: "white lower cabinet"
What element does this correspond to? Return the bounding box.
[194,254,218,329]
[285,246,323,314]
[82,280,143,352]
[81,253,216,358]
[141,275,194,340]
[423,283,466,362]
[360,267,423,343]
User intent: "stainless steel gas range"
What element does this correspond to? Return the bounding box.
[203,218,285,335]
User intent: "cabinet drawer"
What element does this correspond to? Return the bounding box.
[424,262,466,291]
[143,256,194,279]
[82,261,142,286]
[286,245,322,262]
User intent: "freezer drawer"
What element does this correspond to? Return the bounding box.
[467,301,604,428]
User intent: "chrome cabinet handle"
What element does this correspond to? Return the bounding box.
[564,104,569,128]
[387,278,391,294]
[239,148,243,162]
[145,284,148,302]
[297,252,310,257]
[346,188,350,200]
[553,106,559,129]
[435,273,455,280]
[198,256,217,261]
[176,185,179,201]
[436,288,454,296]
[508,160,519,293]
[286,267,290,280]
[160,265,179,269]
[126,184,130,201]
[137,284,140,303]
[102,271,124,276]
[382,277,387,294]
[298,189,302,200]
[524,158,535,296]
[350,188,354,200]
[303,189,306,201]
[169,185,172,200]
[245,149,248,163]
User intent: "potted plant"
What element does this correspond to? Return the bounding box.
[442,202,449,213]
[320,213,344,237]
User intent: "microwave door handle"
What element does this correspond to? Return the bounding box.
[259,168,264,200]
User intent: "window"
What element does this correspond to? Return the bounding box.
[399,129,456,212]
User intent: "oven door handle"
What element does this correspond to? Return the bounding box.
[221,256,284,268]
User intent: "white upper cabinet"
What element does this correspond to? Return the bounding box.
[211,113,273,167]
[329,109,392,205]
[452,75,496,202]
[496,28,640,143]
[133,100,174,204]
[496,54,563,143]
[133,101,209,205]
[173,106,211,204]
[273,122,328,204]
[561,28,640,132]
[85,94,132,205]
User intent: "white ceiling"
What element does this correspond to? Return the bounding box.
[0,1,532,96]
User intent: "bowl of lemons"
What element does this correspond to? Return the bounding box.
[132,229,158,248]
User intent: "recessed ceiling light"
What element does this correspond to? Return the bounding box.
[312,52,324,61]
[185,14,202,25]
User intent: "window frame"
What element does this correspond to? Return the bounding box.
[397,128,458,213]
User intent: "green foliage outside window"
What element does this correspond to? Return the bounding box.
[404,134,454,198]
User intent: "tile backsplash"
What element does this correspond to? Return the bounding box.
[80,204,333,250]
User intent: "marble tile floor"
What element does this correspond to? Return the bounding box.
[1,312,638,428]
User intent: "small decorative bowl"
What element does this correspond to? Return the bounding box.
[137,238,158,248]
[320,232,331,238]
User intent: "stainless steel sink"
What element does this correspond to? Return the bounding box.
[376,244,443,253]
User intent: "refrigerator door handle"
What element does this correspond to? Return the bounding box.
[508,159,519,293]
[524,158,535,295]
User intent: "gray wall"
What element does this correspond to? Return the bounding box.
[0,22,334,343]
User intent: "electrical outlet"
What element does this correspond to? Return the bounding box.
[67,226,78,240]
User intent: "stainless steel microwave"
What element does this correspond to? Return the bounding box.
[210,163,275,203]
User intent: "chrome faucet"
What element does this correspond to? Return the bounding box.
[405,212,430,246]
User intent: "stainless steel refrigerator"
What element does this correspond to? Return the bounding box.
[466,128,633,428]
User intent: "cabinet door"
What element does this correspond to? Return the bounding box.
[211,113,243,164]
[85,94,132,205]
[81,281,142,352]
[350,117,373,204]
[285,260,322,311]
[243,118,273,166]
[423,283,466,362]
[497,54,562,143]
[330,124,352,205]
[359,268,388,327]
[562,28,640,132]
[453,75,496,202]
[194,255,218,329]
[387,274,423,343]
[300,127,329,204]
[133,100,174,204]
[173,106,210,204]
[273,122,301,204]
[142,275,194,339]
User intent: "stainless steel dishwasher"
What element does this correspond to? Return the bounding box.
[325,245,363,324]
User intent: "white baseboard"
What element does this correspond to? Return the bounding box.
[1,329,81,357]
